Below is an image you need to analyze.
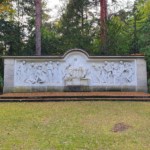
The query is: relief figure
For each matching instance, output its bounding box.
[47,61,53,83]
[25,63,37,84]
[17,65,21,84]
[73,57,79,78]
[98,65,103,83]
[62,63,72,81]
[91,61,134,84]
[116,61,124,84]
[92,63,100,83]
[20,61,27,83]
[35,64,45,83]
[53,61,60,83]
[124,63,134,83]
[42,62,49,83]
[103,61,110,83]
[84,69,91,80]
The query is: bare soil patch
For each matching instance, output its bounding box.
[111,122,133,133]
[42,117,50,122]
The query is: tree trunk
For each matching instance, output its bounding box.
[36,0,41,56]
[100,0,107,41]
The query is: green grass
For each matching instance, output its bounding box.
[0,102,150,149]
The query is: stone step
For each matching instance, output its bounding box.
[0,97,150,102]
[0,96,150,99]
[0,92,150,102]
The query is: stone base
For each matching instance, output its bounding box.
[65,79,90,86]
[3,85,148,94]
[64,86,90,92]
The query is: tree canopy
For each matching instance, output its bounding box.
[1,0,150,88]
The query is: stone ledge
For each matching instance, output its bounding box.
[3,85,148,94]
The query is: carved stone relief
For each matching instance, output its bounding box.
[15,56,135,86]
[16,61,61,85]
[62,57,91,85]
[91,61,134,84]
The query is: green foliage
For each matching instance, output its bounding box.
[127,1,145,54]
[0,75,3,86]
[55,0,99,55]
[41,29,62,55]
[0,0,147,57]
[148,79,150,93]
[0,0,150,92]
[0,0,15,19]
[0,58,3,78]
[0,19,26,55]
[98,0,146,55]
[139,13,150,92]
[139,14,150,74]
[0,58,3,87]
[102,17,130,55]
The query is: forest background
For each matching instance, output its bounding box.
[0,0,150,91]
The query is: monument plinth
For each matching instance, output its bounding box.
[2,49,148,93]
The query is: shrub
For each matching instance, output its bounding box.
[148,79,150,93]
[0,75,3,87]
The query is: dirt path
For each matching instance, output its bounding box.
[1,92,150,97]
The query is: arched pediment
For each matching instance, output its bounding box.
[62,48,90,59]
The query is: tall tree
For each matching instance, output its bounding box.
[127,1,144,54]
[55,0,98,54]
[100,0,107,41]
[36,0,41,56]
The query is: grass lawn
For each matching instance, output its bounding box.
[0,101,150,150]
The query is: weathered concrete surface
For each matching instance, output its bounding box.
[2,49,148,93]
[3,86,139,93]
[136,58,148,92]
[4,59,15,88]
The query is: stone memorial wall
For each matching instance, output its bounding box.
[2,49,148,93]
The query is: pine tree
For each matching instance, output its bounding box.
[126,1,145,54]
[56,0,99,54]
[140,14,150,76]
